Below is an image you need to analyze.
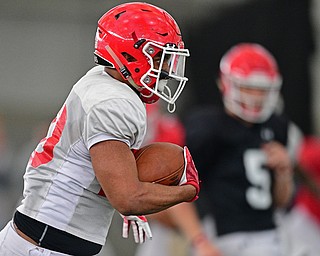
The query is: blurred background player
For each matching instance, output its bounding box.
[164,43,303,256]
[0,2,200,256]
[185,43,303,256]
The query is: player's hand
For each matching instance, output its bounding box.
[120,214,152,244]
[179,146,200,202]
[262,141,292,174]
[195,242,223,256]
[192,233,222,256]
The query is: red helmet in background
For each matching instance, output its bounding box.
[94,2,189,110]
[219,43,282,123]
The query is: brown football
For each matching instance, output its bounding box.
[134,142,185,186]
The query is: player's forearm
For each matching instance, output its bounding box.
[115,182,196,216]
[273,169,294,207]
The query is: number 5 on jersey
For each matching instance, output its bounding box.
[243,149,272,209]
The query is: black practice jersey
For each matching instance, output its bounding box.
[185,106,295,236]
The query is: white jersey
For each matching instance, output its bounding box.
[16,66,147,245]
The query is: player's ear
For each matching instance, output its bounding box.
[216,78,225,94]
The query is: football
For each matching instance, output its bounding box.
[134,142,185,186]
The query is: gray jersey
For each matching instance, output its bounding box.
[17,66,146,245]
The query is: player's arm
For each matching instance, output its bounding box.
[90,140,197,216]
[294,136,320,199]
[163,203,222,256]
[262,141,294,207]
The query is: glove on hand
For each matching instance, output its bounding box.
[120,214,152,244]
[179,146,200,202]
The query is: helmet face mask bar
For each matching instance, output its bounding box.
[140,42,189,111]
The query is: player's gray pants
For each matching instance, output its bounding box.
[0,221,70,256]
[200,215,284,256]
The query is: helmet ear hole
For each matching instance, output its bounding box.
[121,52,137,62]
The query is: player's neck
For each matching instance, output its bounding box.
[225,109,254,127]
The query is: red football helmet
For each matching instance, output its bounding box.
[94,2,190,111]
[219,43,282,123]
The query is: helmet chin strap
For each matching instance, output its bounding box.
[167,103,176,113]
[161,81,176,113]
[105,45,141,91]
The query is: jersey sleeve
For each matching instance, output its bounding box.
[84,98,146,150]
[287,121,304,163]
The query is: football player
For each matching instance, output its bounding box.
[0,2,200,256]
[184,43,303,256]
